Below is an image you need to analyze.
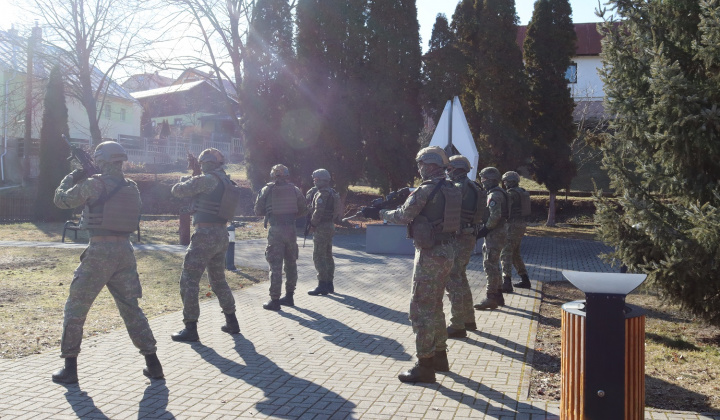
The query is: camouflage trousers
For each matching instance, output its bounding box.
[483,223,508,294]
[265,224,299,299]
[61,239,157,358]
[410,241,455,358]
[312,222,335,284]
[501,221,527,277]
[446,233,477,329]
[180,225,236,323]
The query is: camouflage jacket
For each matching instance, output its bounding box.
[54,166,141,210]
[170,169,228,198]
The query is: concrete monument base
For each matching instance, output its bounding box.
[366,223,414,255]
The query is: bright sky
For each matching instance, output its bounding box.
[0,0,606,57]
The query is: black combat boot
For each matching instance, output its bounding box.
[52,357,78,384]
[447,326,467,339]
[514,274,531,289]
[263,299,281,311]
[221,312,240,334]
[307,282,330,296]
[502,276,514,293]
[278,293,295,307]
[474,293,502,310]
[171,322,199,342]
[143,353,164,379]
[398,357,436,383]
[328,280,334,294]
[497,292,506,307]
[465,322,477,331]
[434,350,449,372]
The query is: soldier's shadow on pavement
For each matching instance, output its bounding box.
[439,371,551,416]
[279,306,412,361]
[461,333,532,364]
[327,293,411,326]
[188,337,357,418]
[61,385,110,419]
[138,380,173,419]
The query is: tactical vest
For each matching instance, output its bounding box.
[415,179,462,240]
[83,175,140,235]
[488,185,510,220]
[192,172,240,224]
[458,179,487,226]
[269,183,299,215]
[314,187,336,223]
[508,187,531,220]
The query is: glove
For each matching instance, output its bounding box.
[361,207,381,220]
[476,226,490,238]
[70,169,88,184]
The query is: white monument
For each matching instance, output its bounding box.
[429,96,479,181]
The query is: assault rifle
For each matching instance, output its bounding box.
[342,187,413,222]
[62,134,99,177]
[186,148,202,176]
[303,213,311,248]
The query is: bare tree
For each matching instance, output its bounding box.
[24,0,172,144]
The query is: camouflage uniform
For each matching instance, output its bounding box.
[501,189,528,279]
[171,168,237,323]
[309,187,336,288]
[254,179,308,302]
[54,165,157,359]
[483,186,508,295]
[381,177,456,359]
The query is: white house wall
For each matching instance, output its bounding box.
[570,56,604,101]
[67,96,141,142]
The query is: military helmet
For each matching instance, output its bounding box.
[479,167,501,181]
[448,155,472,172]
[270,164,290,179]
[94,141,127,163]
[415,146,449,167]
[312,168,331,180]
[198,148,225,164]
[502,171,521,183]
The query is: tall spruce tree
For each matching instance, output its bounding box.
[295,0,368,193]
[475,0,531,171]
[242,0,294,191]
[595,1,720,325]
[34,65,71,222]
[524,0,577,226]
[421,14,465,124]
[364,0,423,193]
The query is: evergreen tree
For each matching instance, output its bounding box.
[295,0,368,193]
[34,65,71,222]
[474,0,531,172]
[242,0,294,191]
[421,14,465,124]
[524,0,577,226]
[595,1,720,325]
[364,0,423,193]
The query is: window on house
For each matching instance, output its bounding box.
[104,104,112,119]
[120,108,126,121]
[565,62,578,83]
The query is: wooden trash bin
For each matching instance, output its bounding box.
[561,300,646,420]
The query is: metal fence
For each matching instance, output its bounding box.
[0,191,33,222]
[117,135,244,164]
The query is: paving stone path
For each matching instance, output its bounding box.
[0,235,717,419]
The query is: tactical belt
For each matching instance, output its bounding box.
[90,235,129,242]
[195,222,226,228]
[435,238,454,246]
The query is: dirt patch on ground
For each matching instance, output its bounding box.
[529,281,720,414]
[0,255,60,271]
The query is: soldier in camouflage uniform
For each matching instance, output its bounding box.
[380,146,461,384]
[501,171,531,291]
[445,155,486,339]
[170,148,241,342]
[254,164,308,310]
[474,167,509,310]
[307,169,337,296]
[52,141,163,384]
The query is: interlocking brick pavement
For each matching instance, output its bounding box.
[0,235,718,419]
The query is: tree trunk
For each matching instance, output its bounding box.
[546,190,557,227]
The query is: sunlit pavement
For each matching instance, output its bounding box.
[0,235,716,419]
